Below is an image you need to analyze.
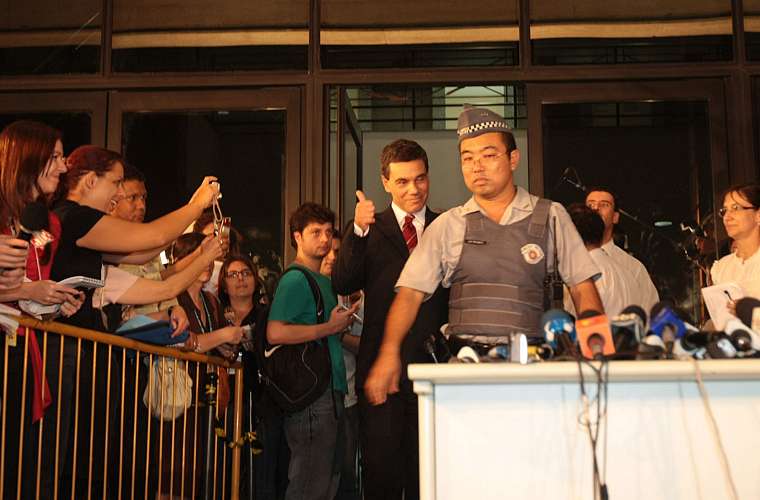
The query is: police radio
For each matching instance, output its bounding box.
[543,216,564,311]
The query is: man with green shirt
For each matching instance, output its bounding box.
[267,202,359,500]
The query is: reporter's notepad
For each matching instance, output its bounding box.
[702,282,744,330]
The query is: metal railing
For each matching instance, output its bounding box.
[0,315,244,500]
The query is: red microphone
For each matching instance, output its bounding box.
[575,310,616,360]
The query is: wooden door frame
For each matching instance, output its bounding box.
[0,91,108,146]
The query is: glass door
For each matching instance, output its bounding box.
[107,88,302,266]
[527,80,729,321]
[335,87,363,229]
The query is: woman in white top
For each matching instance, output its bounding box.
[711,183,760,300]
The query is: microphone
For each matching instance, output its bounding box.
[18,200,49,242]
[2,201,49,272]
[540,309,578,358]
[611,305,647,359]
[575,310,615,360]
[706,333,738,359]
[672,331,711,359]
[423,337,439,363]
[723,317,760,354]
[453,333,529,364]
[736,298,760,334]
[638,333,667,360]
[456,346,480,363]
[648,302,698,355]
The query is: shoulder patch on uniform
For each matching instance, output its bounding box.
[521,243,544,265]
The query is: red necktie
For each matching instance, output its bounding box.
[402,214,418,252]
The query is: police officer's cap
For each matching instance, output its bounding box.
[456,104,511,144]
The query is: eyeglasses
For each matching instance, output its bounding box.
[587,200,614,210]
[119,193,148,204]
[461,150,508,169]
[226,269,254,280]
[718,204,757,217]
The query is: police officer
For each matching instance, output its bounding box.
[365,106,603,405]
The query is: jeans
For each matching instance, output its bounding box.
[335,403,360,500]
[283,387,344,500]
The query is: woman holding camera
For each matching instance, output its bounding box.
[47,145,220,497]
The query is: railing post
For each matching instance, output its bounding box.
[203,370,218,500]
[230,368,244,500]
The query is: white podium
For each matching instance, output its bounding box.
[408,360,760,500]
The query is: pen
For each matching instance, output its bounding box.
[338,304,363,324]
[724,290,734,301]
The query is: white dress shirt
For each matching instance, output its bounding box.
[564,247,633,318]
[711,247,760,299]
[601,239,659,314]
[354,202,426,245]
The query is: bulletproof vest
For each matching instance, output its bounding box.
[447,198,552,340]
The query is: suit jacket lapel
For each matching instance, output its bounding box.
[424,207,439,228]
[375,207,408,258]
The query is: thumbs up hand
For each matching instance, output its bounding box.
[355,190,376,232]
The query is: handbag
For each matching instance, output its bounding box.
[143,357,193,421]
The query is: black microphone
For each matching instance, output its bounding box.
[18,201,49,242]
[706,333,738,359]
[736,298,760,334]
[723,317,760,354]
[672,331,711,359]
[3,201,48,272]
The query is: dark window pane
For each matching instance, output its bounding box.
[745,0,760,60]
[543,101,714,318]
[0,113,91,154]
[531,0,732,65]
[0,3,101,75]
[112,0,308,72]
[121,111,286,265]
[322,44,516,69]
[321,0,519,69]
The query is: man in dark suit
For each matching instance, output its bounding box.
[332,139,448,500]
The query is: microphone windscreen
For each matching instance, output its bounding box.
[736,298,760,330]
[621,304,647,325]
[540,309,572,325]
[19,201,49,233]
[649,300,675,323]
[578,309,602,320]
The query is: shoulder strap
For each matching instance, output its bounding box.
[528,198,552,239]
[280,266,325,323]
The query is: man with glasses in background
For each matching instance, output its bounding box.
[365,105,603,406]
[585,188,659,313]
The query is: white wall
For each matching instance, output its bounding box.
[359,129,528,213]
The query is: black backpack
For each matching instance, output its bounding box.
[253,266,332,413]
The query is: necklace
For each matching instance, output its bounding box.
[192,292,213,334]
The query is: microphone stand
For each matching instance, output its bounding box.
[558,167,708,272]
